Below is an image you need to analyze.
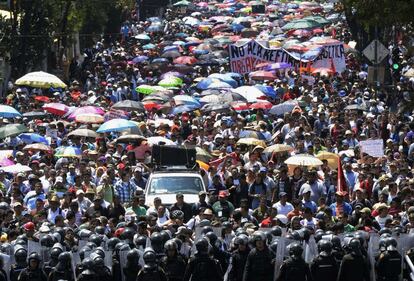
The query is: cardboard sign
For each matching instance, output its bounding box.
[229,39,346,74]
[360,139,384,158]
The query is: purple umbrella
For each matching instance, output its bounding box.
[132,56,149,64]
[160,71,185,79]
[67,106,105,120]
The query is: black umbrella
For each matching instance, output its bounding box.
[161,51,181,58]
[112,100,145,112]
[201,103,231,113]
[22,111,47,118]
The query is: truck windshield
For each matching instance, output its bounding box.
[148,176,204,195]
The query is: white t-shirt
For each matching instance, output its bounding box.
[272,201,294,216]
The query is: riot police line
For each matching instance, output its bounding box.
[0,226,413,281]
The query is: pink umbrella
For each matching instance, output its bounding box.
[67,106,105,120]
[0,158,14,167]
[42,103,69,116]
[197,2,208,7]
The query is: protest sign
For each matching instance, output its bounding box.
[229,39,346,74]
[360,139,384,157]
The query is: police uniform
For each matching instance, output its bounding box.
[277,256,312,281]
[375,250,402,281]
[310,254,338,281]
[243,247,274,281]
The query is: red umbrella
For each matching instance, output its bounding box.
[42,103,69,116]
[291,29,312,37]
[173,56,198,65]
[143,102,163,111]
[312,28,324,34]
[35,96,50,103]
[249,102,273,110]
[249,71,276,80]
[231,102,249,111]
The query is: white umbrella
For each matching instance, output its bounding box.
[233,86,265,102]
[1,164,32,174]
[15,71,67,88]
[284,154,323,166]
[269,100,298,116]
[146,136,175,145]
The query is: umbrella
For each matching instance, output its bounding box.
[254,85,277,99]
[303,15,330,25]
[23,143,52,152]
[264,144,294,153]
[67,106,104,120]
[241,28,259,38]
[68,129,99,138]
[0,164,32,174]
[0,124,28,139]
[143,43,156,50]
[158,77,183,87]
[173,95,200,106]
[132,56,149,64]
[18,133,48,144]
[237,138,266,147]
[136,85,167,95]
[161,51,181,59]
[34,96,51,103]
[239,130,266,139]
[97,119,138,133]
[249,102,273,110]
[146,136,175,145]
[249,71,276,80]
[282,19,320,31]
[196,147,213,163]
[173,56,198,65]
[0,158,14,167]
[206,81,233,89]
[22,111,47,119]
[345,104,366,111]
[75,113,105,124]
[263,62,292,71]
[112,100,145,112]
[170,104,199,115]
[116,134,146,143]
[15,71,67,88]
[135,34,151,40]
[284,154,323,166]
[269,101,298,115]
[316,151,339,170]
[233,86,266,102]
[0,105,21,118]
[42,103,69,116]
[173,0,190,6]
[201,103,231,113]
[231,102,250,111]
[55,146,82,158]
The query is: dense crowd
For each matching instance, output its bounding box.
[0,0,414,281]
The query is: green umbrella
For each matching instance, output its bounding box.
[136,85,167,95]
[173,0,190,6]
[281,19,320,30]
[303,15,330,25]
[0,124,28,139]
[158,77,183,87]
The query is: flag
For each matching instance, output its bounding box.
[337,157,347,193]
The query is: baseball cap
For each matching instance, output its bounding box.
[259,167,267,173]
[219,190,228,198]
[23,222,35,231]
[76,190,84,196]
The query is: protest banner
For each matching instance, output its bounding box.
[359,139,384,158]
[229,39,346,74]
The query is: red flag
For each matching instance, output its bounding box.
[337,157,347,193]
[330,58,336,74]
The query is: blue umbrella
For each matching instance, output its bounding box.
[18,133,49,144]
[239,130,266,140]
[255,85,277,99]
[196,78,215,90]
[163,45,180,52]
[97,119,137,133]
[170,104,199,115]
[206,81,233,89]
[232,23,245,32]
[193,49,209,55]
[143,43,156,50]
[132,56,149,64]
[54,146,82,158]
[174,95,201,107]
[135,34,151,40]
[0,105,21,118]
[176,32,189,38]
[152,58,169,64]
[146,25,162,32]
[208,73,238,87]
[185,42,202,48]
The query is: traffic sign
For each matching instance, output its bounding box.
[363,40,389,64]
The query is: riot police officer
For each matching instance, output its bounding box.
[77,258,96,281]
[92,253,112,281]
[205,231,229,272]
[47,252,74,281]
[136,248,168,281]
[337,238,370,281]
[243,231,274,281]
[277,242,312,281]
[43,243,63,276]
[123,249,141,281]
[183,238,223,281]
[160,240,187,281]
[18,252,47,281]
[10,247,27,281]
[310,240,338,281]
[229,234,250,281]
[375,237,402,281]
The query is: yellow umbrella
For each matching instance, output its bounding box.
[316,151,339,170]
[264,144,294,154]
[237,138,266,147]
[16,71,67,88]
[75,113,105,124]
